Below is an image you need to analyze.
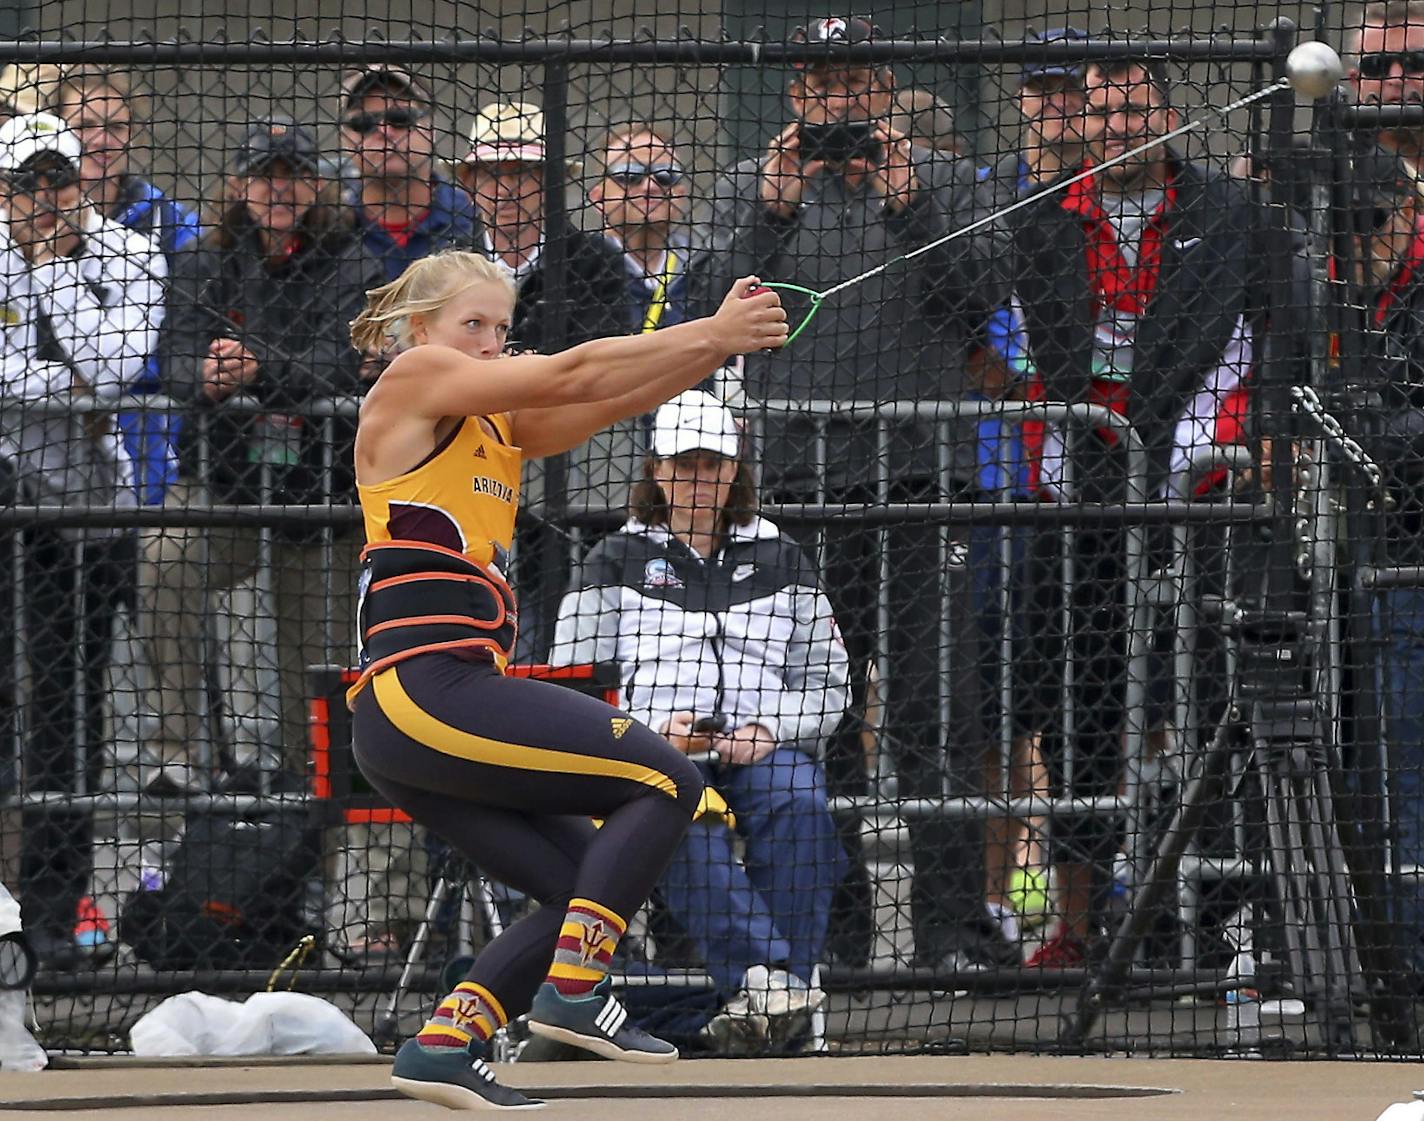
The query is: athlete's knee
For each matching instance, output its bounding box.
[656,743,704,819]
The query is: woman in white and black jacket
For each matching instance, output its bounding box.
[0,113,165,968]
[552,389,849,1048]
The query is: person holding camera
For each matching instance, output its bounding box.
[0,113,164,967]
[551,390,849,1052]
[692,14,1012,973]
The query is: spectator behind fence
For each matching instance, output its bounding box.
[339,67,477,964]
[457,100,626,353]
[1347,150,1424,974]
[458,99,630,659]
[51,66,199,506]
[1350,0,1424,163]
[587,122,711,500]
[141,118,386,797]
[588,122,695,343]
[692,13,1013,972]
[0,113,164,968]
[551,390,849,1053]
[1007,59,1301,966]
[341,66,478,283]
[964,27,1095,950]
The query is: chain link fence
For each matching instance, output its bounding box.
[0,0,1418,1063]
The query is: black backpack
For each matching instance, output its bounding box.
[119,811,318,971]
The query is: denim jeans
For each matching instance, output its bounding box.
[658,745,849,993]
[1382,586,1424,969]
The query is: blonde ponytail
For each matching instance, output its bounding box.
[350,250,515,354]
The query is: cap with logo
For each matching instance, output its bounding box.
[1021,26,1089,85]
[652,390,742,460]
[0,112,82,177]
[233,117,321,177]
[341,66,433,110]
[792,15,879,48]
[790,14,880,71]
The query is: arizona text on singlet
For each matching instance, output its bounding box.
[348,412,523,704]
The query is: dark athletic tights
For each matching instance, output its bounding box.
[352,652,703,1022]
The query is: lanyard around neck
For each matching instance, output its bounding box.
[640,249,679,334]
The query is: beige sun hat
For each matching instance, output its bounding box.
[0,64,62,117]
[461,99,582,174]
[464,100,547,164]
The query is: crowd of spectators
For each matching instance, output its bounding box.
[0,2,1421,1046]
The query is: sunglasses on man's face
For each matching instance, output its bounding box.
[342,107,429,135]
[604,162,685,188]
[1359,50,1424,79]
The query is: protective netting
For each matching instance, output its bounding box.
[1,0,1423,1064]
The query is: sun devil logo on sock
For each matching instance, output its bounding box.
[448,991,487,1026]
[610,717,633,739]
[578,920,614,967]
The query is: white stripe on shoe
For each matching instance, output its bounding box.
[593,998,628,1037]
[594,1001,615,1033]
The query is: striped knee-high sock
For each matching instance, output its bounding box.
[546,898,627,997]
[415,980,506,1051]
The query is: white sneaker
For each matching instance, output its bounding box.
[986,901,1021,945]
[700,994,769,1056]
[741,965,825,1017]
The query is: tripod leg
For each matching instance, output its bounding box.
[1301,764,1363,986]
[1263,752,1357,1052]
[1061,712,1235,1049]
[1261,759,1321,1006]
[476,875,506,940]
[376,876,451,1044]
[1303,760,1421,1050]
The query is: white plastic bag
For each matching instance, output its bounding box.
[130,990,376,1057]
[0,883,45,1072]
[0,990,46,1072]
[0,883,22,940]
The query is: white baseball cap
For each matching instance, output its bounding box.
[0,112,81,176]
[651,390,741,460]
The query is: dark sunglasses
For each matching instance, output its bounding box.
[5,164,79,195]
[605,162,685,188]
[1359,50,1424,79]
[342,107,429,135]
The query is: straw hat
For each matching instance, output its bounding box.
[0,64,61,117]
[462,100,581,173]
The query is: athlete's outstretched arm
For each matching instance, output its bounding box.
[510,351,733,460]
[507,278,787,456]
[364,277,784,433]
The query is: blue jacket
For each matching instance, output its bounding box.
[110,176,201,505]
[351,176,480,281]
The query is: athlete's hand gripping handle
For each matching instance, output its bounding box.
[708,276,789,355]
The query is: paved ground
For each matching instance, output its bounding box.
[0,1054,1418,1120]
